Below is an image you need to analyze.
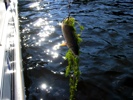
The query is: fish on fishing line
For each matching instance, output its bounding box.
[60,17,83,56]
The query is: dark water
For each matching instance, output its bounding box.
[19,0,133,100]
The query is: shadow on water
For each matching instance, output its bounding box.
[19,0,133,100]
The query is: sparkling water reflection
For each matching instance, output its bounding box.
[19,0,133,100]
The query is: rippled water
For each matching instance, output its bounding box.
[19,0,133,100]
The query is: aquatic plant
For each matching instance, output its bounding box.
[65,49,80,100]
[62,17,84,100]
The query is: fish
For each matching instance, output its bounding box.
[61,24,79,56]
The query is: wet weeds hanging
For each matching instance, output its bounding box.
[61,17,84,100]
[60,0,84,99]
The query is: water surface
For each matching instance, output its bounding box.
[19,0,133,100]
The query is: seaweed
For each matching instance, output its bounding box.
[62,17,84,100]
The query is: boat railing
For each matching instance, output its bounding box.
[0,0,25,100]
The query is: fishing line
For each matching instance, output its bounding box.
[67,0,71,18]
[60,0,73,22]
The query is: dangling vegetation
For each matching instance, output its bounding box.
[62,17,84,100]
[65,49,80,100]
